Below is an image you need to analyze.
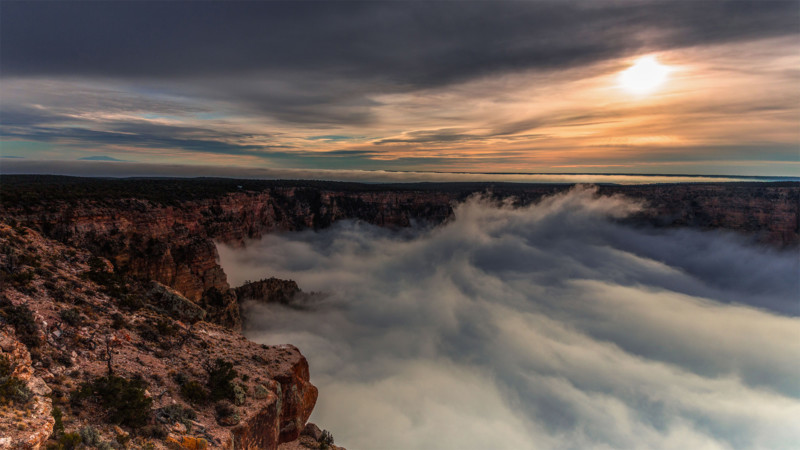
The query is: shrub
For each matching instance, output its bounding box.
[155,404,197,431]
[180,380,208,405]
[78,426,102,447]
[83,257,128,299]
[0,299,40,348]
[59,308,83,327]
[5,270,35,287]
[155,318,177,336]
[233,384,246,406]
[110,313,127,329]
[51,406,64,437]
[119,294,144,310]
[71,375,152,427]
[320,430,335,450]
[214,401,240,426]
[54,352,73,368]
[205,359,237,402]
[46,432,82,450]
[172,372,188,385]
[0,358,33,405]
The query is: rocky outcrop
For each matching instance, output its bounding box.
[228,389,280,450]
[0,223,320,449]
[277,423,345,450]
[271,350,318,443]
[147,281,208,323]
[0,327,54,450]
[235,279,301,306]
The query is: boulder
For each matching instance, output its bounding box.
[146,281,207,323]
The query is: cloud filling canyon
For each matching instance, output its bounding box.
[218,186,800,449]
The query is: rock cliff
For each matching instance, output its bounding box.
[0,223,322,449]
[235,279,301,307]
[4,178,796,328]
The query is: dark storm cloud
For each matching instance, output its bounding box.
[219,186,800,449]
[0,116,288,157]
[2,1,796,85]
[0,91,294,157]
[2,1,797,169]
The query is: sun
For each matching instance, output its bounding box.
[618,55,671,95]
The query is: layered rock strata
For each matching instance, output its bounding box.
[4,178,796,330]
[0,223,318,449]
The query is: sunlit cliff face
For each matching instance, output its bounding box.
[219,187,800,449]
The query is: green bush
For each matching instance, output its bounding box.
[79,426,102,447]
[206,359,237,402]
[155,404,197,431]
[180,380,208,405]
[233,384,246,406]
[0,299,40,348]
[46,432,82,450]
[51,406,64,437]
[0,354,33,405]
[59,308,83,327]
[320,430,335,450]
[71,375,152,427]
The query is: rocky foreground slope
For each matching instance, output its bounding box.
[0,176,797,448]
[0,222,336,449]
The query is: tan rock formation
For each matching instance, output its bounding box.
[0,223,319,449]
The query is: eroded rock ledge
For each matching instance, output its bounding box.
[0,223,323,449]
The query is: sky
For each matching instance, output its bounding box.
[219,186,800,449]
[1,1,799,176]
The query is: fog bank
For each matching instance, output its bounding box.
[218,186,800,449]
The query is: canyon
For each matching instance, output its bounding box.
[4,177,797,309]
[0,175,798,449]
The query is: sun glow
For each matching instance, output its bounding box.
[618,55,671,95]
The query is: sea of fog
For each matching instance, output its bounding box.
[218,186,800,450]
